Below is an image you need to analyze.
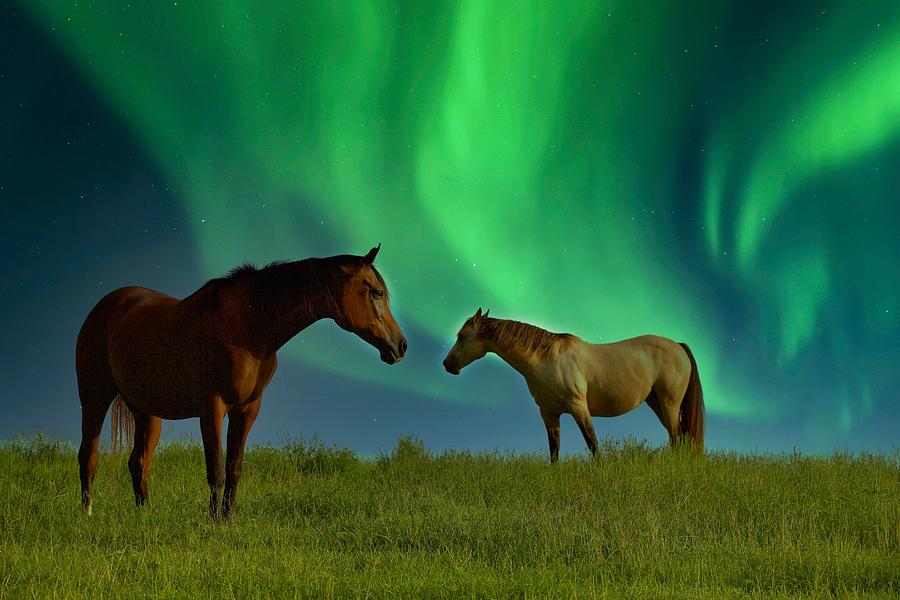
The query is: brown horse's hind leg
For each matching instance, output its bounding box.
[222,398,261,519]
[128,411,162,506]
[77,384,115,515]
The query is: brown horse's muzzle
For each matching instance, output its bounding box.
[380,335,407,365]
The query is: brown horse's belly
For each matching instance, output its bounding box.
[129,390,203,420]
[113,367,204,419]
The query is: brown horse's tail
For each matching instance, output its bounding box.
[110,395,134,454]
[678,343,705,453]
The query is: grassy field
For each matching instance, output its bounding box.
[0,436,897,599]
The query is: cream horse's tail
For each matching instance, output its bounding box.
[678,344,705,453]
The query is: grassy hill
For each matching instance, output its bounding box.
[0,436,897,598]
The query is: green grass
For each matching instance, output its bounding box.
[0,436,897,599]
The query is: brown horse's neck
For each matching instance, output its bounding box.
[271,259,349,353]
[220,258,345,356]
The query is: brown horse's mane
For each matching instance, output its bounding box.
[187,256,389,315]
[181,260,295,306]
[202,259,291,287]
[225,260,290,279]
[479,318,577,358]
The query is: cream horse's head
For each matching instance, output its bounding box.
[442,307,490,375]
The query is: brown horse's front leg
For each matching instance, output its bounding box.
[540,409,561,463]
[222,398,261,519]
[200,399,226,520]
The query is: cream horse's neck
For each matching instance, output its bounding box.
[486,336,540,378]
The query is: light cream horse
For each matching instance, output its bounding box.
[442,309,704,461]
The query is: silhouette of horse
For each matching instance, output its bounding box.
[76,245,406,518]
[443,309,703,461]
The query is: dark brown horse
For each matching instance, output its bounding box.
[76,246,406,518]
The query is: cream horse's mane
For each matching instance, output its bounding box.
[479,317,577,359]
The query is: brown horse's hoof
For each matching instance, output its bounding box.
[81,492,92,516]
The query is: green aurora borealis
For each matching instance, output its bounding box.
[18,1,900,445]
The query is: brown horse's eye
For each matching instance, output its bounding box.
[371,288,384,298]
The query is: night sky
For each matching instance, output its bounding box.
[2,1,897,454]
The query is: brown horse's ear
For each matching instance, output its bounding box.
[474,307,483,321]
[483,309,490,318]
[363,243,381,264]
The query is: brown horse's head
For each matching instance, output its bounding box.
[442,307,490,375]
[334,245,407,364]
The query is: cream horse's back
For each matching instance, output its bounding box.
[443,309,704,461]
[583,335,690,418]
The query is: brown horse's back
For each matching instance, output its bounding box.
[76,287,175,386]
[77,287,142,389]
[77,286,202,419]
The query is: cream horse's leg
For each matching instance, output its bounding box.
[646,390,680,446]
[570,403,599,457]
[540,408,561,463]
